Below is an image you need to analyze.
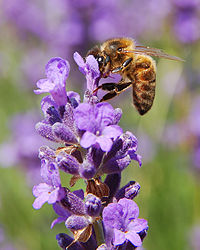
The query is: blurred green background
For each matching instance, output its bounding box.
[0,0,200,249]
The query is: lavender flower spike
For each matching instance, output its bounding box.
[32,55,148,249]
[34,58,70,106]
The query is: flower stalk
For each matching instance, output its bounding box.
[93,220,105,246]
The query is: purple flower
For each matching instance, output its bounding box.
[74,102,123,152]
[100,132,142,175]
[74,52,100,92]
[34,58,70,106]
[173,12,200,43]
[32,161,66,209]
[103,198,148,247]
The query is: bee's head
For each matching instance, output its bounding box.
[102,38,135,58]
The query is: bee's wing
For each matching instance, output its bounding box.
[124,45,184,62]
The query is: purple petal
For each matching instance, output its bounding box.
[51,202,72,228]
[113,108,122,124]
[32,191,50,209]
[116,181,140,201]
[56,233,82,249]
[34,79,53,94]
[67,91,81,108]
[113,229,126,246]
[45,57,70,84]
[48,187,60,204]
[128,150,142,167]
[50,86,68,107]
[35,58,70,106]
[53,202,71,218]
[48,162,62,187]
[102,125,123,139]
[118,199,139,225]
[126,231,142,247]
[40,95,57,115]
[102,203,124,230]
[127,219,148,233]
[80,131,97,148]
[51,217,66,229]
[96,136,113,152]
[62,103,77,133]
[74,103,96,132]
[73,52,86,74]
[95,103,116,127]
[32,183,52,197]
[85,55,100,79]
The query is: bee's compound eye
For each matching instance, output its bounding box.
[117,47,123,52]
[97,56,104,64]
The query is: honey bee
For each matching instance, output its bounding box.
[87,37,183,115]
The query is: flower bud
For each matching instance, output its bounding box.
[57,152,80,175]
[115,181,140,200]
[39,146,55,160]
[79,159,96,179]
[35,122,56,141]
[85,194,101,217]
[60,190,85,215]
[52,122,78,144]
[65,215,89,231]
[56,233,83,249]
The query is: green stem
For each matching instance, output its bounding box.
[93,219,105,246]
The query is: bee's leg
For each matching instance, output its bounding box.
[115,81,132,92]
[100,81,132,102]
[100,91,117,101]
[112,58,133,73]
[93,82,117,93]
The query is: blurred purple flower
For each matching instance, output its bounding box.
[103,198,148,248]
[0,111,49,185]
[172,0,200,43]
[189,225,200,250]
[188,97,200,137]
